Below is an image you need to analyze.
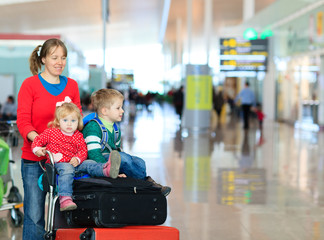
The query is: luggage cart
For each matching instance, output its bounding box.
[40,150,169,240]
[0,120,23,227]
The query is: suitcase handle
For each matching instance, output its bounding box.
[73,194,96,201]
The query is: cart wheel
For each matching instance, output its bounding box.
[7,186,23,203]
[44,231,55,240]
[9,209,23,227]
[80,228,94,240]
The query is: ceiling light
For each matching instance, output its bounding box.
[0,0,48,6]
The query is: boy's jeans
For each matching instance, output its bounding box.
[104,151,146,180]
[21,160,46,240]
[55,160,105,196]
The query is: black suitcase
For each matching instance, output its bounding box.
[53,177,167,229]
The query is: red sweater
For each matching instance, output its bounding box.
[31,128,87,164]
[256,110,265,121]
[17,75,82,161]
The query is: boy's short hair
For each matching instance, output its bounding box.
[91,89,124,112]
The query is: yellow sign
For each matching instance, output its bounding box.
[186,75,212,110]
[317,11,323,36]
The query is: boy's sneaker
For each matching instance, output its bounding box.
[59,196,77,211]
[146,176,171,197]
[103,150,121,179]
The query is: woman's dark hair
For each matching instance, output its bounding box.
[29,38,67,75]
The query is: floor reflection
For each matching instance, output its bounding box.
[183,133,211,203]
[2,101,324,239]
[217,130,267,206]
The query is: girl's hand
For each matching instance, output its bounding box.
[35,147,46,157]
[118,173,127,178]
[69,157,80,167]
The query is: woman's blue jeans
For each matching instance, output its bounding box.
[55,160,105,196]
[21,160,46,240]
[104,151,146,180]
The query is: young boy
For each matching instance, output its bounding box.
[82,89,171,196]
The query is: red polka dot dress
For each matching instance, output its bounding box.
[31,128,87,163]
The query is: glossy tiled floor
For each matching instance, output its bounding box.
[1,101,324,240]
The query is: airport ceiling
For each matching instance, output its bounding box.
[0,0,276,55]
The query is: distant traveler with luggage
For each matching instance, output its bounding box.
[31,100,122,211]
[17,38,82,240]
[82,89,171,196]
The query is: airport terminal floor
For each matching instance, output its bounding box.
[1,101,324,240]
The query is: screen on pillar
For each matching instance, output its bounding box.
[111,68,134,83]
[219,38,268,72]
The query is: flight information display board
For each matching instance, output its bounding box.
[111,68,134,83]
[220,38,268,72]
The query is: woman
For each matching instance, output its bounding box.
[17,38,82,240]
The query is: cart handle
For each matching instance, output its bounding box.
[38,150,55,172]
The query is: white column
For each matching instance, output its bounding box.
[204,0,213,65]
[243,0,255,21]
[187,0,192,64]
[176,18,182,65]
[318,55,324,126]
[263,38,275,120]
[101,0,108,89]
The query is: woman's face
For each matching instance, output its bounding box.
[42,46,67,77]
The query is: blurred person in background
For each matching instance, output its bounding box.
[1,95,17,120]
[235,81,256,130]
[173,86,184,120]
[213,86,225,123]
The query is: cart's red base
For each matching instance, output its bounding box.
[55,226,179,240]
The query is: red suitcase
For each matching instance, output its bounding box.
[55,226,179,240]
